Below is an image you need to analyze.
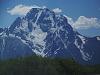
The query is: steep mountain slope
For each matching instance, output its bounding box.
[0,7,100,64]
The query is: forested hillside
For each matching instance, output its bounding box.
[0,55,100,75]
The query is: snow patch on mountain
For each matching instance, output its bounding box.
[78,35,86,44]
[74,35,92,61]
[97,36,100,41]
[74,39,91,61]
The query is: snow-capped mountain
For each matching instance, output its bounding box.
[0,7,100,64]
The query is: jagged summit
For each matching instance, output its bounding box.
[0,7,100,64]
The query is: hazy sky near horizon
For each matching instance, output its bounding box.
[0,0,100,37]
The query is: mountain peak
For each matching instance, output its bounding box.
[0,7,100,64]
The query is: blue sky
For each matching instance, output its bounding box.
[0,0,100,37]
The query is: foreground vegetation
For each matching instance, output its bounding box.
[0,55,100,75]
